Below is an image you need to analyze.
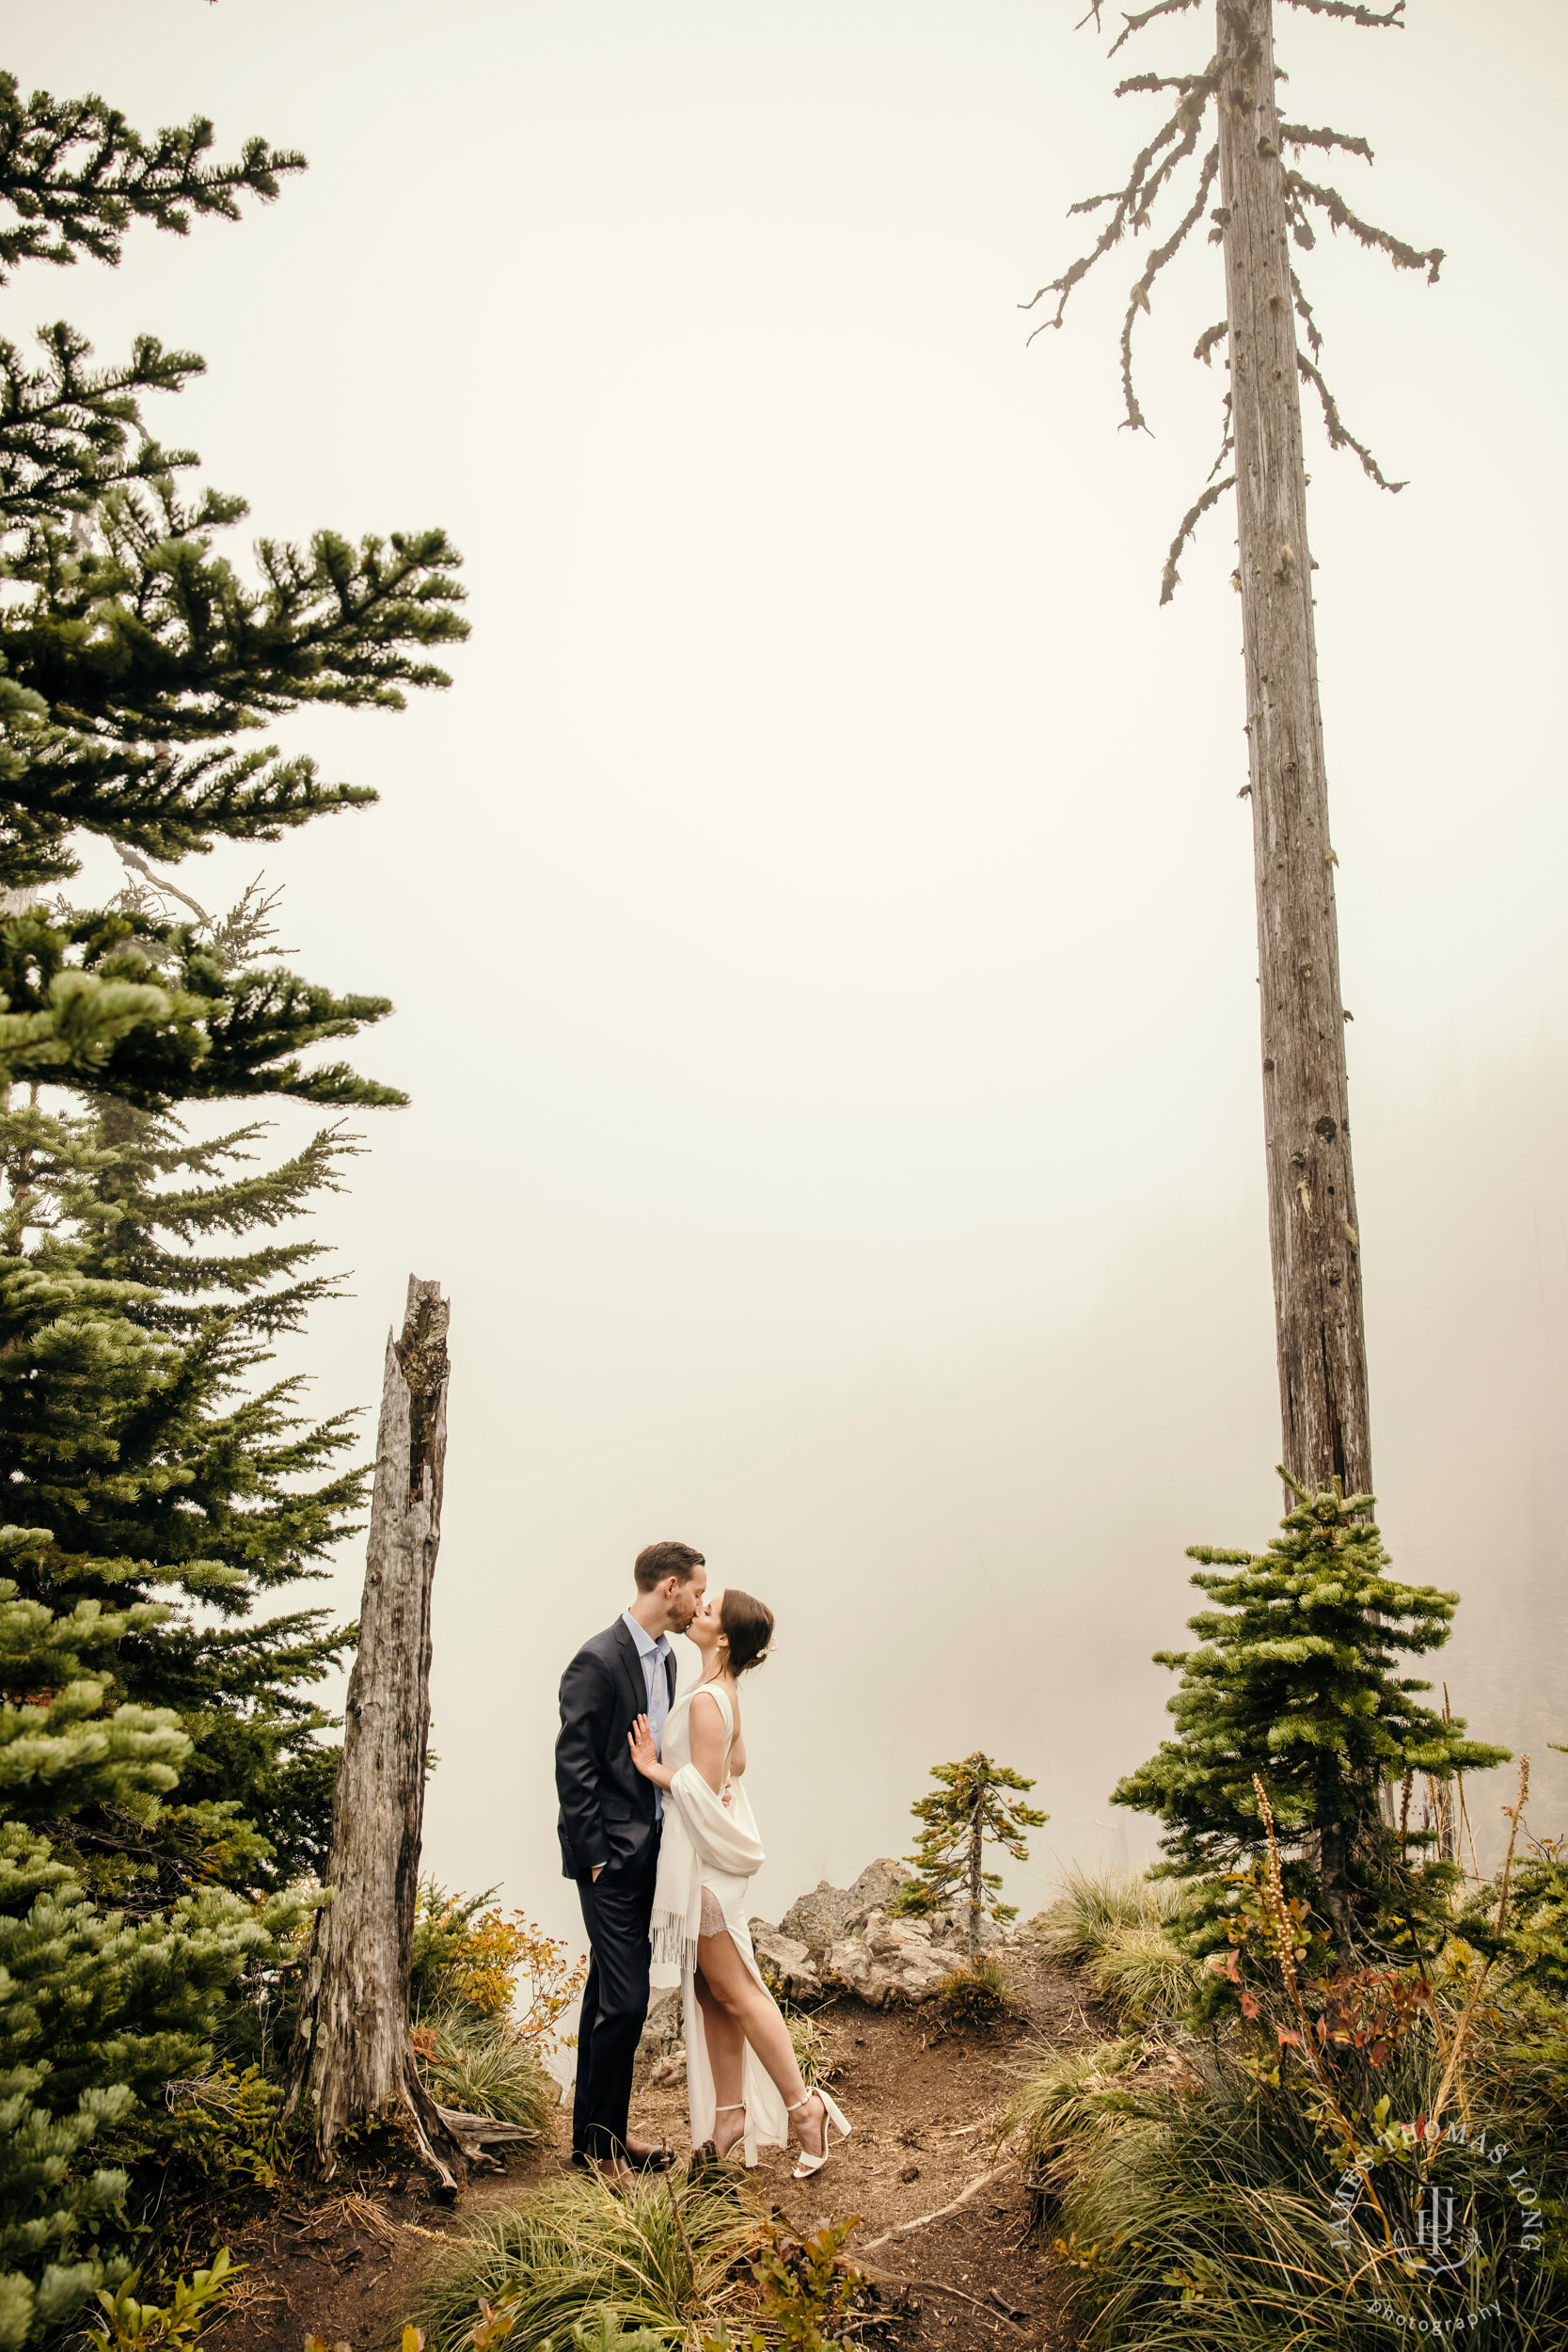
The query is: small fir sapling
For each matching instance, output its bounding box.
[894,1751,1047,1954]
[1112,1475,1509,1948]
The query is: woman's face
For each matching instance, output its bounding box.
[688,1587,725,1656]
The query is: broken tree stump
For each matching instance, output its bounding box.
[284,1276,468,2188]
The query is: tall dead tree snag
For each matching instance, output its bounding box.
[285,1276,468,2186]
[1218,1,1369,1497]
[1026,0,1441,1495]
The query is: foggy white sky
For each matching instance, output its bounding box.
[16,1,1568,1939]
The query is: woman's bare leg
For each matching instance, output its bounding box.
[693,1963,748,2154]
[695,1931,826,2158]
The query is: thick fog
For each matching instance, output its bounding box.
[18,1,1566,1942]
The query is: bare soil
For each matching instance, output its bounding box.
[204,1939,1112,2352]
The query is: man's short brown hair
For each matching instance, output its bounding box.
[633,1539,705,1593]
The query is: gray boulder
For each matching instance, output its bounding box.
[778,1858,917,1958]
[749,1922,822,2002]
[824,1911,952,2008]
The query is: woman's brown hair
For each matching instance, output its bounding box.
[720,1586,773,1677]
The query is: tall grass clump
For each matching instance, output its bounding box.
[1033,1867,1180,1967]
[413,2168,769,2352]
[1032,1867,1197,2026]
[997,2037,1152,2208]
[784,2010,834,2090]
[415,2008,555,2139]
[1012,1766,1568,2348]
[1085,1926,1202,2026]
[1050,2034,1566,2351]
[937,1953,1010,2030]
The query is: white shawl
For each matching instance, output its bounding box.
[648,1749,764,1987]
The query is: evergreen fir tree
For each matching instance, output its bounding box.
[0,63,468,1872]
[1112,1477,1510,1941]
[0,69,465,1091]
[0,1562,310,2347]
[895,1752,1047,1953]
[0,884,372,1899]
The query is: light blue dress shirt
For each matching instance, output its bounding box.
[622,1609,672,1820]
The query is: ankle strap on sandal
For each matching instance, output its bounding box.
[785,2090,821,2112]
[713,2103,745,2112]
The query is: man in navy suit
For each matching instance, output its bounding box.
[556,1538,707,2178]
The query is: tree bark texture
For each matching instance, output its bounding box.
[1218,0,1371,1500]
[284,1276,467,2185]
[967,1772,985,1958]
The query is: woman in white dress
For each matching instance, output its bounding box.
[627,1585,849,2178]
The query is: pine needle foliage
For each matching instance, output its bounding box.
[894,1751,1047,1952]
[1112,1478,1508,1940]
[0,68,464,1098]
[0,1056,365,1899]
[0,1569,313,2349]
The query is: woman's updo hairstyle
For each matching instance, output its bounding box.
[720,1586,774,1677]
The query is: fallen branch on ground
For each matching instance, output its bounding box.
[858,2166,1010,2253]
[861,2266,1025,2332]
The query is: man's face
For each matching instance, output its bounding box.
[667,1564,707,1632]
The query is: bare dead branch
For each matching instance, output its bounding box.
[1068,187,1136,219]
[1207,389,1234,480]
[860,2168,1012,2254]
[1161,386,1234,605]
[1296,350,1405,491]
[1289,267,1323,358]
[1115,71,1212,95]
[1287,172,1442,278]
[1279,121,1374,163]
[1039,0,1433,601]
[1109,0,1205,58]
[1119,141,1219,430]
[1281,0,1404,24]
[1022,87,1206,337]
[1159,470,1235,606]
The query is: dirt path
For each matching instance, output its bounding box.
[208,1938,1109,2352]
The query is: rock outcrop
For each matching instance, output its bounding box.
[824,1910,953,2007]
[626,1859,1015,2065]
[776,1857,916,1958]
[749,1923,822,2001]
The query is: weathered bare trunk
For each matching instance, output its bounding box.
[1218,0,1371,1502]
[284,1277,469,2186]
[967,1767,986,1958]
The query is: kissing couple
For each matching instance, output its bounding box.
[555,1539,850,2185]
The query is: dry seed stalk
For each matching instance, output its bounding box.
[1429,1756,1530,2133]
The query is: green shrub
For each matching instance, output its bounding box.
[84,2249,238,2351]
[413,2167,769,2352]
[703,2215,868,2352]
[937,1955,1009,2031]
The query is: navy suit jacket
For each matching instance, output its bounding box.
[555,1617,677,1882]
